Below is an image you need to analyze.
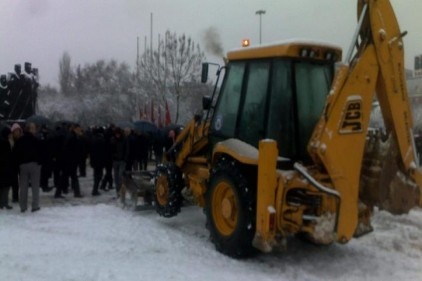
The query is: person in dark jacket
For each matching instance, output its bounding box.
[89,127,107,196]
[13,122,41,212]
[51,124,67,198]
[78,129,89,177]
[10,123,22,202]
[0,126,13,209]
[136,131,149,171]
[124,127,137,171]
[111,127,127,194]
[100,125,114,191]
[153,132,164,165]
[60,123,83,198]
[39,125,54,192]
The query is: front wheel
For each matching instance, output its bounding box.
[205,157,257,258]
[154,164,183,218]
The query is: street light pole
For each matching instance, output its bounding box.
[255,9,266,44]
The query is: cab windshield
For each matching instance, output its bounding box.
[211,58,334,162]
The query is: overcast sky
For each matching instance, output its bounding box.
[0,0,421,87]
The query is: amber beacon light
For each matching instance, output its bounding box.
[242,39,250,47]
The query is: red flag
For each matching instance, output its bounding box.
[165,99,171,126]
[158,105,163,128]
[151,99,155,123]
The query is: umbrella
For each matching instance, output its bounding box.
[133,120,158,135]
[26,115,51,128]
[115,121,134,130]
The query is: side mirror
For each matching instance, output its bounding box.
[202,96,212,110]
[201,63,209,83]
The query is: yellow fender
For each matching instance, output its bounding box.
[212,138,259,165]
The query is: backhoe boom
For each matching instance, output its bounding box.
[307,0,422,242]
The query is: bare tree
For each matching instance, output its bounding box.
[58,51,74,96]
[138,30,205,123]
[41,58,137,126]
[138,39,169,107]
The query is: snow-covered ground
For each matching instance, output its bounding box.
[0,171,422,281]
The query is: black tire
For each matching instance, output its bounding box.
[205,157,257,258]
[154,163,183,218]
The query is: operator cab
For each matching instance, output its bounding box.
[207,40,342,164]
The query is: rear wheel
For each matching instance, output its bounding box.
[154,164,183,218]
[205,157,257,258]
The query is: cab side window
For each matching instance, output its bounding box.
[212,62,245,138]
[266,60,295,159]
[237,61,270,147]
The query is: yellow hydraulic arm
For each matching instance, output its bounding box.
[307,0,422,242]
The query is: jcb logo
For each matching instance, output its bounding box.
[339,97,362,134]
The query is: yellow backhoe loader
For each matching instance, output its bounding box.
[154,0,422,258]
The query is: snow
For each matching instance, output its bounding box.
[267,205,276,214]
[1,171,422,281]
[313,212,336,244]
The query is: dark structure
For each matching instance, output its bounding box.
[0,62,39,121]
[0,74,10,119]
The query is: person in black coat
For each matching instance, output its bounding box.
[124,128,137,171]
[135,131,149,171]
[78,130,89,177]
[10,123,23,202]
[89,127,107,196]
[100,125,114,191]
[0,126,13,209]
[51,125,67,198]
[111,127,127,194]
[153,132,164,165]
[39,125,54,192]
[60,124,83,198]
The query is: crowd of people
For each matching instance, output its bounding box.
[0,121,176,213]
